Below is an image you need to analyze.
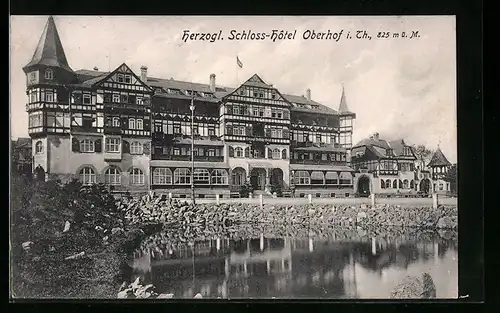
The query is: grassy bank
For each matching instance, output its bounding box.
[9,174,151,299]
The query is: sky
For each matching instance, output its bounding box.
[10,15,457,162]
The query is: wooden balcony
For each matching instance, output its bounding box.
[151,154,224,162]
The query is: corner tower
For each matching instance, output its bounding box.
[24,16,76,180]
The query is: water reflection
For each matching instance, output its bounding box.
[130,230,458,299]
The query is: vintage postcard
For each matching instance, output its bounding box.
[10,15,457,299]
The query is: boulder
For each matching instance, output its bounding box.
[390,273,436,299]
[194,293,203,299]
[157,293,174,299]
[436,216,454,229]
[22,241,34,252]
[63,221,71,233]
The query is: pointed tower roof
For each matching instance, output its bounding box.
[427,147,451,167]
[23,16,73,73]
[338,84,356,117]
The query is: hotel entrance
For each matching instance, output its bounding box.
[250,168,266,190]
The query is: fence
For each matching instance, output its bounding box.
[146,192,457,208]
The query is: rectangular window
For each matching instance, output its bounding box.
[112,94,120,103]
[82,94,91,104]
[233,105,240,115]
[124,75,132,84]
[136,97,143,105]
[105,138,120,152]
[117,74,125,83]
[173,148,180,155]
[136,119,143,130]
[45,91,54,102]
[121,94,128,103]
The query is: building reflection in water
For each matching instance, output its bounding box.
[130,232,457,299]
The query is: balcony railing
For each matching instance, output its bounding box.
[71,126,99,133]
[377,170,399,176]
[290,159,348,166]
[152,154,224,162]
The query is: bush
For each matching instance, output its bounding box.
[10,174,140,298]
[270,184,283,197]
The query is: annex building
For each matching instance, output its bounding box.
[24,16,360,198]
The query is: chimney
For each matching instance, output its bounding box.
[209,74,216,92]
[93,66,99,71]
[140,66,148,82]
[306,89,311,101]
[374,132,379,140]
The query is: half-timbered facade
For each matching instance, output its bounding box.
[23,16,358,198]
[350,134,420,196]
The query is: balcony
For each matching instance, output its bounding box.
[290,159,347,166]
[104,126,122,135]
[71,126,99,134]
[377,170,399,176]
[152,154,224,162]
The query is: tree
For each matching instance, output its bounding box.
[412,144,433,170]
[444,163,457,194]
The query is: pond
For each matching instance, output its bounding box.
[129,228,458,299]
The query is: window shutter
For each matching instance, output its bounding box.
[283,128,289,139]
[143,119,151,131]
[95,139,102,153]
[244,147,250,158]
[267,148,272,159]
[265,128,271,138]
[228,146,234,157]
[226,125,233,135]
[122,140,130,153]
[72,138,80,152]
[121,117,128,129]
[143,143,150,155]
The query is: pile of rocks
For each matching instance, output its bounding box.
[117,277,204,299]
[116,195,458,230]
[390,273,437,299]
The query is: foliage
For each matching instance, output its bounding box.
[10,174,141,298]
[412,144,433,169]
[270,184,283,197]
[239,180,253,198]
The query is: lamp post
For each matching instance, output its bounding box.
[190,96,196,205]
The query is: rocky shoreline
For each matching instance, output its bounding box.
[117,194,458,230]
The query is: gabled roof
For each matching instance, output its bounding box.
[353,135,416,159]
[74,68,341,115]
[23,16,73,73]
[427,147,451,167]
[354,137,391,150]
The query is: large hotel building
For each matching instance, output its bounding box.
[22,16,453,198]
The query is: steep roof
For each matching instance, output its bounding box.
[23,16,73,73]
[427,147,451,167]
[74,69,340,115]
[354,137,391,150]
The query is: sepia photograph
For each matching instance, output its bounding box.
[10,15,458,299]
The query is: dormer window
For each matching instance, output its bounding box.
[386,149,393,156]
[403,146,411,155]
[45,68,54,80]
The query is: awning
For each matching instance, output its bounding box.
[325,171,339,179]
[150,160,228,169]
[290,164,354,172]
[310,171,325,180]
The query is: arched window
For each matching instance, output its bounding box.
[130,142,143,154]
[104,166,121,185]
[294,171,310,185]
[410,180,415,189]
[339,172,352,185]
[385,179,391,188]
[403,179,409,189]
[80,139,94,152]
[281,149,287,159]
[129,168,144,185]
[79,167,96,185]
[153,168,172,185]
[272,148,281,159]
[129,118,136,129]
[211,169,228,185]
[325,172,338,184]
[392,179,398,189]
[231,167,246,186]
[235,147,244,158]
[112,117,120,127]
[174,168,191,185]
[310,171,325,185]
[35,141,43,154]
[193,169,210,185]
[381,179,385,189]
[136,119,143,130]
[44,68,54,80]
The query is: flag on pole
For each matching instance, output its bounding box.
[236,56,243,68]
